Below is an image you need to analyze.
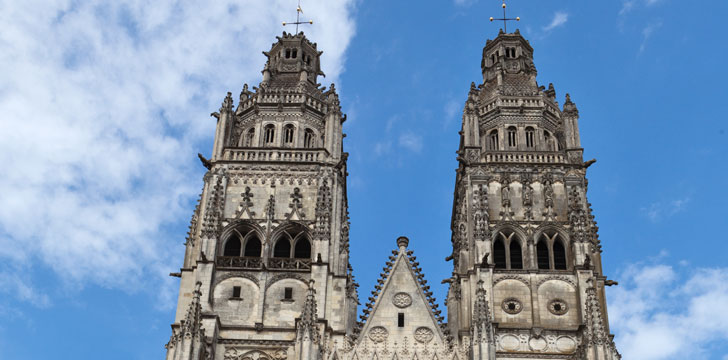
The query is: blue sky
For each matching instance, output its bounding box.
[1,1,727,359]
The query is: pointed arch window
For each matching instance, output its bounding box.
[243,236,262,257]
[223,236,242,256]
[553,240,567,270]
[493,230,523,270]
[294,237,311,259]
[244,128,255,147]
[507,126,518,148]
[303,128,316,148]
[264,124,276,145]
[525,127,535,148]
[273,238,291,258]
[219,226,263,268]
[488,129,499,150]
[283,124,295,147]
[536,240,550,269]
[536,232,569,270]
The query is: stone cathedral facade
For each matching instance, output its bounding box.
[165,29,620,360]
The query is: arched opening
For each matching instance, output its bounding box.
[264,124,275,145]
[509,239,523,269]
[493,239,507,269]
[293,237,311,259]
[283,124,295,146]
[243,236,262,257]
[304,128,315,148]
[273,238,291,258]
[223,235,242,256]
[553,239,567,270]
[507,126,518,148]
[525,127,535,148]
[536,238,550,270]
[244,128,255,147]
[488,129,499,150]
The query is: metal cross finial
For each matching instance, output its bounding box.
[489,0,520,33]
[282,0,313,33]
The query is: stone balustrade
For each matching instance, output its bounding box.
[223,148,328,162]
[482,150,565,164]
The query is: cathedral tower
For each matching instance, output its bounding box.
[445,28,621,359]
[165,32,358,360]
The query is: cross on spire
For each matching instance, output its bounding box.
[489,0,520,33]
[282,0,313,33]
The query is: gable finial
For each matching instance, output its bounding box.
[282,0,313,33]
[396,236,409,249]
[489,0,520,33]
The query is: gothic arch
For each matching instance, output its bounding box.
[533,225,572,270]
[219,220,266,256]
[269,221,312,258]
[491,225,527,270]
[265,273,308,290]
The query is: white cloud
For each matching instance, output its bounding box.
[643,195,688,222]
[640,21,663,52]
[398,132,423,153]
[443,99,461,129]
[0,0,356,306]
[543,11,568,32]
[610,262,728,359]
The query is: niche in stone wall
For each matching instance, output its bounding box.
[213,277,259,324]
[263,278,308,327]
[492,278,532,327]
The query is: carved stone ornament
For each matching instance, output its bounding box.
[413,327,434,343]
[368,326,388,343]
[392,292,412,308]
[501,298,523,314]
[548,299,568,315]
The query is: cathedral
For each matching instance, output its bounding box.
[164,20,621,360]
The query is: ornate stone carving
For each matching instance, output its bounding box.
[368,326,388,343]
[413,327,434,343]
[235,186,256,218]
[392,292,412,308]
[285,187,305,219]
[547,299,568,315]
[501,298,523,314]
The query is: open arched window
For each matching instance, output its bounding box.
[544,130,555,151]
[536,239,550,269]
[525,127,535,148]
[553,239,567,270]
[244,128,255,147]
[273,238,291,258]
[283,124,295,147]
[293,237,311,259]
[493,238,506,269]
[303,128,315,148]
[243,236,262,257]
[264,124,275,145]
[507,126,518,148]
[488,129,499,150]
[223,235,242,256]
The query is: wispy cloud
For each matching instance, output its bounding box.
[643,196,689,222]
[610,262,728,359]
[443,98,461,129]
[640,21,663,52]
[0,0,356,307]
[399,132,423,153]
[543,11,569,32]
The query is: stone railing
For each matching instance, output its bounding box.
[216,256,263,269]
[267,258,312,271]
[222,148,328,163]
[482,150,566,164]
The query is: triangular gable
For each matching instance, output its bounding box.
[357,238,446,348]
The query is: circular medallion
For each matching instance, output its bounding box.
[392,292,412,308]
[501,298,523,314]
[413,327,434,343]
[548,299,568,315]
[368,326,388,343]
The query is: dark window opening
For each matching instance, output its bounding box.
[285,49,291,59]
[232,286,241,298]
[553,240,567,270]
[294,238,311,259]
[264,124,275,145]
[525,127,535,148]
[303,128,315,148]
[537,240,550,270]
[273,238,291,258]
[488,130,499,150]
[223,236,241,256]
[494,239,507,269]
[307,56,311,65]
[243,236,262,257]
[510,240,523,269]
[398,313,405,327]
[507,126,517,148]
[292,49,297,58]
[553,304,562,311]
[284,287,293,300]
[283,124,295,146]
[507,303,516,311]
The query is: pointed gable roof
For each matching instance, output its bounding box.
[356,236,447,347]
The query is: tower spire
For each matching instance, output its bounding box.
[489,0,520,33]
[283,0,313,33]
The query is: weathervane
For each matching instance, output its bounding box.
[282,0,313,33]
[489,0,520,33]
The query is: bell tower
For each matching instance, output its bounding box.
[165,31,358,360]
[445,25,621,360]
